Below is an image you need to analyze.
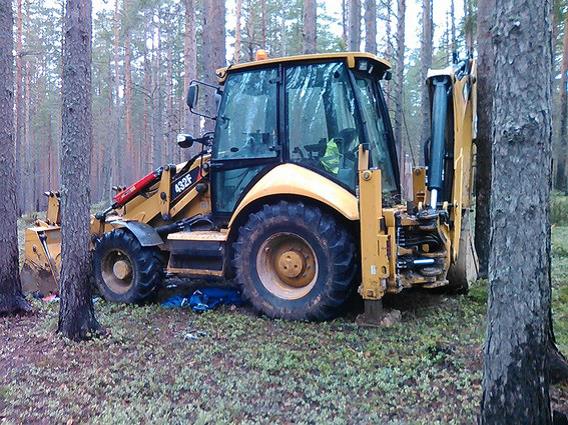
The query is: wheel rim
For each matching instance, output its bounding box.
[255,232,318,300]
[101,248,134,294]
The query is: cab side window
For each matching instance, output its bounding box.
[214,68,279,160]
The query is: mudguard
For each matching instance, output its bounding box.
[228,164,359,229]
[109,220,164,247]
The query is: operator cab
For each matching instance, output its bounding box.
[186,53,400,222]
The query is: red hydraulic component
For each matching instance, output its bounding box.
[112,169,161,208]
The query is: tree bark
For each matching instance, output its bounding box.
[112,0,121,185]
[364,0,377,54]
[303,0,317,54]
[556,13,568,191]
[450,0,456,52]
[464,0,475,52]
[393,0,405,155]
[342,0,348,47]
[419,0,433,163]
[57,0,101,341]
[15,0,23,214]
[152,7,164,168]
[261,0,267,49]
[124,0,134,181]
[0,0,31,315]
[480,0,554,421]
[183,0,198,140]
[234,0,242,63]
[474,0,495,279]
[202,0,226,132]
[349,0,361,51]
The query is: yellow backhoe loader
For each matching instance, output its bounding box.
[22,52,478,322]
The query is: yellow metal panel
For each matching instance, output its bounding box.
[228,164,359,228]
[450,60,477,261]
[358,169,389,300]
[217,52,391,83]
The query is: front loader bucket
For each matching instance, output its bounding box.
[20,262,58,295]
[21,225,61,295]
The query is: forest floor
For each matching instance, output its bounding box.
[0,224,567,424]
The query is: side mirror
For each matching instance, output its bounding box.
[185,79,220,120]
[187,83,199,110]
[383,70,393,81]
[177,133,194,149]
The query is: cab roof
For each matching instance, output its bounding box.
[216,52,391,82]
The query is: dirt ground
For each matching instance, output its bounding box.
[1,227,567,424]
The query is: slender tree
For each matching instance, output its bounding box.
[474,0,494,278]
[342,0,348,47]
[556,13,568,191]
[58,0,101,341]
[0,0,31,315]
[364,0,377,54]
[349,0,361,50]
[15,0,23,213]
[303,0,317,54]
[202,0,226,131]
[183,0,198,140]
[393,0,405,149]
[480,0,554,421]
[234,0,243,62]
[419,0,433,163]
[124,0,134,180]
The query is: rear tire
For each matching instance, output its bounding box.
[93,229,163,303]
[233,201,357,321]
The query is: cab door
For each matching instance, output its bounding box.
[210,66,281,220]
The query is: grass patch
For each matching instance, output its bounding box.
[2,222,566,424]
[552,195,568,226]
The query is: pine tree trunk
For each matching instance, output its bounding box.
[349,0,361,51]
[303,0,317,54]
[124,0,134,181]
[384,0,393,60]
[0,0,31,315]
[393,0,405,155]
[202,0,225,132]
[183,0,198,140]
[234,0,242,63]
[480,0,553,421]
[15,0,23,214]
[342,0,348,47]
[112,0,121,186]
[555,14,568,192]
[450,0,456,52]
[166,45,174,163]
[364,0,377,54]
[152,8,164,168]
[143,10,152,172]
[419,0,433,163]
[474,0,495,278]
[261,0,267,49]
[23,0,31,213]
[57,0,101,341]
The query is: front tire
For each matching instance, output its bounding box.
[93,229,163,303]
[233,201,357,321]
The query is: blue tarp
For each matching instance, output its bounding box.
[161,287,243,312]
